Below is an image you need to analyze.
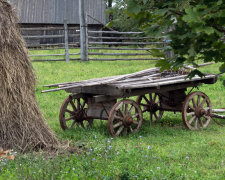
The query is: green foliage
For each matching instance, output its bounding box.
[125,0,225,75]
[105,0,141,31]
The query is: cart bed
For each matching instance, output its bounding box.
[42,68,218,98]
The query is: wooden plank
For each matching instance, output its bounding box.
[79,0,88,61]
[110,74,188,86]
[27,43,65,48]
[66,85,123,96]
[122,82,202,98]
[29,54,65,57]
[212,114,225,119]
[89,58,162,61]
[32,59,65,62]
[69,53,81,55]
[23,35,65,39]
[64,19,70,62]
[21,27,76,31]
[88,31,144,34]
[88,53,151,56]
[118,75,217,89]
[92,95,119,103]
[87,99,116,120]
[89,42,163,45]
[43,68,159,89]
[212,109,225,113]
[88,47,162,50]
[88,36,156,40]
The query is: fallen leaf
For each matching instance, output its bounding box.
[0,153,7,158]
[7,155,15,160]
[4,150,11,155]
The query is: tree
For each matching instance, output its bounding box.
[125,0,225,76]
[105,0,141,31]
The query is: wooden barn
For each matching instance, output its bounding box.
[8,0,106,46]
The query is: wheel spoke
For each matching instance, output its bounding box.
[70,101,77,111]
[197,95,201,106]
[80,121,85,128]
[143,96,151,105]
[149,93,153,101]
[153,94,157,101]
[129,126,134,133]
[142,108,149,113]
[188,104,195,111]
[70,120,77,128]
[188,116,196,124]
[115,102,123,110]
[118,109,125,117]
[132,113,139,118]
[194,119,198,129]
[153,112,158,120]
[125,104,128,114]
[81,100,86,109]
[199,98,206,108]
[198,118,203,127]
[113,121,123,128]
[123,128,127,136]
[150,113,153,121]
[187,112,195,116]
[116,125,124,136]
[66,109,74,114]
[65,115,76,121]
[140,103,149,107]
[129,105,135,114]
[77,99,81,110]
[114,115,123,121]
[192,98,196,108]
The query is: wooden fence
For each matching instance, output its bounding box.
[23,15,165,62]
[87,30,164,61]
[22,20,81,62]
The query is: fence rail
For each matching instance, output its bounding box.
[23,16,164,62]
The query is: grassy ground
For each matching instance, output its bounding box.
[0,50,225,179]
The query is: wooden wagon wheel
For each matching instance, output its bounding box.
[108,99,143,137]
[59,95,93,130]
[182,91,212,130]
[136,93,164,122]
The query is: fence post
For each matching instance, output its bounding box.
[79,0,88,61]
[64,19,70,62]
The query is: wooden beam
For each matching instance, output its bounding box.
[89,42,163,45]
[64,19,70,62]
[89,58,162,61]
[79,0,88,61]
[88,53,151,56]
[88,47,162,50]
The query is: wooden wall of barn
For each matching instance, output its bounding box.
[9,0,106,25]
[8,0,105,45]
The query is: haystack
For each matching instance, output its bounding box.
[0,0,60,152]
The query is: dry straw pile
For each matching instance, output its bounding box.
[0,0,60,152]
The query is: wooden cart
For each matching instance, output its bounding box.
[43,67,218,136]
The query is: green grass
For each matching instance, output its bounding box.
[0,51,225,179]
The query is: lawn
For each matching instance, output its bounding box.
[0,51,224,179]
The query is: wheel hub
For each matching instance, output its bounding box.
[195,106,206,118]
[149,103,159,113]
[123,115,133,126]
[73,110,85,122]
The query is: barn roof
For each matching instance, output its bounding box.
[9,0,106,25]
